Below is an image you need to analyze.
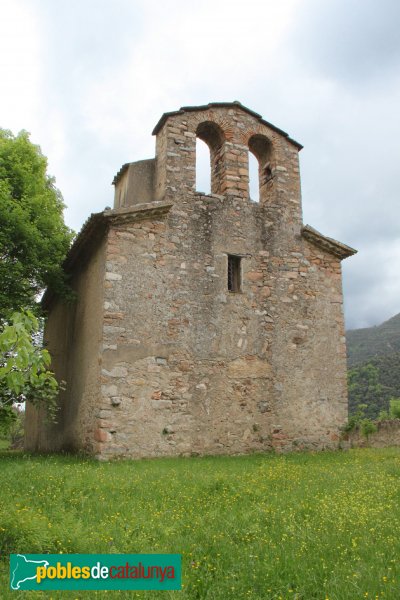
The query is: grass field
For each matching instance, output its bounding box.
[1,448,400,599]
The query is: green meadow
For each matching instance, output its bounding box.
[1,448,400,599]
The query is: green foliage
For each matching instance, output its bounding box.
[347,354,400,419]
[377,409,389,421]
[8,409,24,448]
[348,364,383,419]
[342,415,358,433]
[342,403,377,440]
[343,403,368,432]
[359,419,377,439]
[0,310,61,432]
[0,128,74,319]
[389,398,400,419]
[0,409,24,450]
[1,449,400,599]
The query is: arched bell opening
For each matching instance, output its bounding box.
[248,134,274,204]
[196,121,225,195]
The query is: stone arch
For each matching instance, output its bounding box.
[248,134,274,204]
[196,121,225,195]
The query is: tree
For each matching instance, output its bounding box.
[0,311,61,432]
[348,362,386,419]
[0,129,74,320]
[0,129,72,432]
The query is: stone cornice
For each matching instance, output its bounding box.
[302,225,357,260]
[103,201,172,224]
[64,201,172,272]
[42,201,172,309]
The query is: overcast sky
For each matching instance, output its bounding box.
[1,0,399,330]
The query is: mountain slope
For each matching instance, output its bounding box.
[346,312,400,367]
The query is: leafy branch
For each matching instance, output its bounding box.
[0,311,63,433]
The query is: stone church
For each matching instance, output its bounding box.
[25,102,356,459]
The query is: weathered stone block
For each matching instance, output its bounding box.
[94,429,111,443]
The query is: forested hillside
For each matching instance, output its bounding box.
[347,353,400,418]
[346,313,400,418]
[346,313,400,367]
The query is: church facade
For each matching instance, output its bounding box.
[25,102,356,459]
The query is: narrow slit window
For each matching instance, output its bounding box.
[228,255,241,292]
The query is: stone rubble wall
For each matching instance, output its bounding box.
[26,104,350,458]
[90,105,349,458]
[154,105,303,233]
[25,237,106,452]
[98,174,347,458]
[346,420,400,448]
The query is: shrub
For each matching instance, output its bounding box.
[377,410,389,421]
[343,403,369,433]
[389,398,400,419]
[342,416,358,433]
[343,404,378,440]
[360,419,377,439]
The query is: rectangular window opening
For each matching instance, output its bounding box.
[228,254,241,292]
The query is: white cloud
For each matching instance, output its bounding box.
[0,1,43,133]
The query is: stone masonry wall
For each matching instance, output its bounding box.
[268,241,348,450]
[346,420,400,448]
[97,192,347,458]
[96,105,349,458]
[24,297,71,450]
[25,237,106,452]
[94,103,349,458]
[27,103,351,458]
